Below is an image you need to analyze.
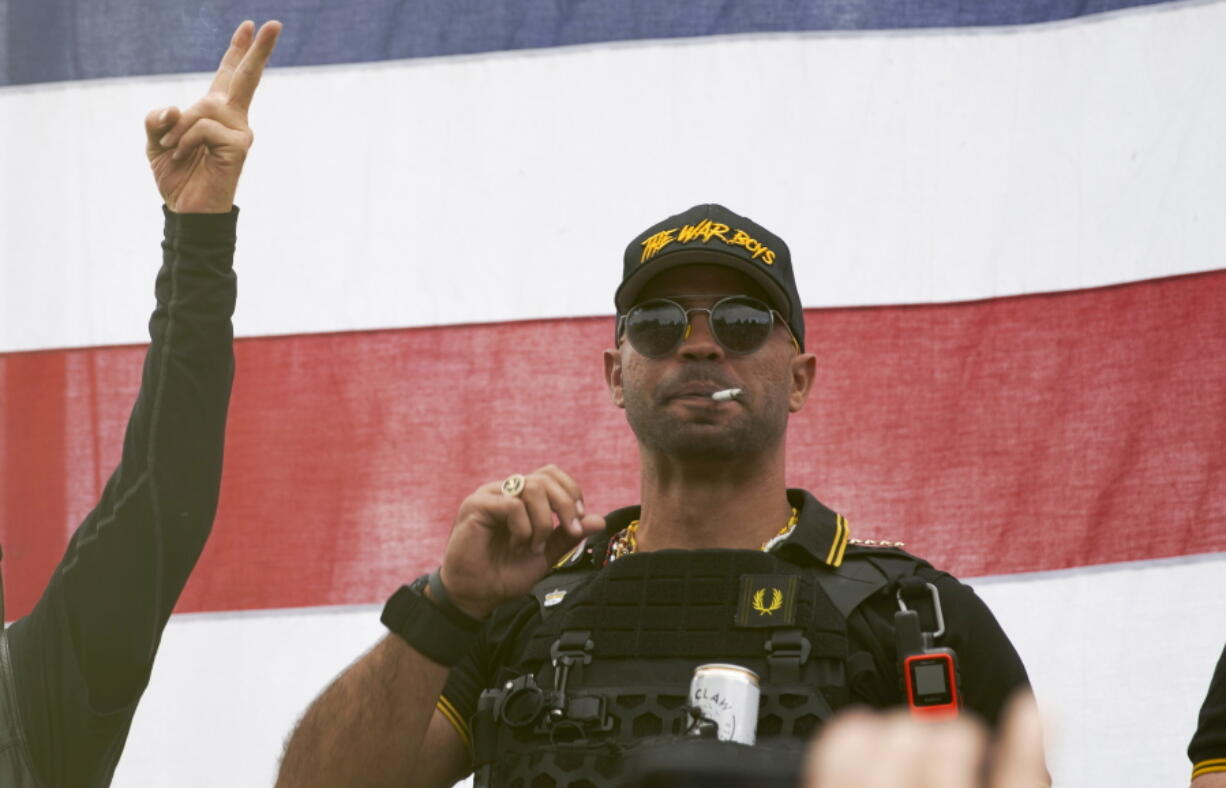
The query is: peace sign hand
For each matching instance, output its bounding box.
[145,20,282,214]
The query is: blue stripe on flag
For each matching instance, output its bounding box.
[2,0,1180,88]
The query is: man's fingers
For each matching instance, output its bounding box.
[161,21,275,150]
[921,719,987,788]
[486,468,592,555]
[144,106,181,156]
[544,512,605,567]
[144,106,180,141]
[158,95,245,150]
[518,482,557,555]
[227,20,282,111]
[805,711,989,788]
[171,117,250,160]
[578,512,606,536]
[208,20,255,96]
[804,710,880,786]
[536,472,584,535]
[989,692,1049,788]
[488,492,534,552]
[534,465,587,519]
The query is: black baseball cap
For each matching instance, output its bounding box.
[615,203,805,350]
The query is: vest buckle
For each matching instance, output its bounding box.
[549,629,594,693]
[765,629,812,684]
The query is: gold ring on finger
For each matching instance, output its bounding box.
[501,473,526,498]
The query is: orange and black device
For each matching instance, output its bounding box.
[902,649,961,720]
[895,581,962,721]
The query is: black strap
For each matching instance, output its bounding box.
[549,629,594,693]
[812,549,936,618]
[896,575,941,636]
[472,690,500,769]
[380,577,482,666]
[427,568,484,628]
[765,629,811,684]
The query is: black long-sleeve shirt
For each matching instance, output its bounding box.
[4,208,238,787]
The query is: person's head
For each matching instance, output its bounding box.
[604,204,816,462]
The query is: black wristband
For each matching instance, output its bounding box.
[381,574,483,666]
[427,568,485,629]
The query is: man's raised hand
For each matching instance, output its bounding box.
[440,466,607,620]
[146,20,282,214]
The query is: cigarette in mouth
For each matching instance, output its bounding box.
[711,388,743,402]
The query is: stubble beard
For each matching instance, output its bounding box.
[623,383,789,462]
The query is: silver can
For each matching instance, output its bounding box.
[688,663,760,745]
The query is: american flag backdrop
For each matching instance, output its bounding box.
[2,1,1225,785]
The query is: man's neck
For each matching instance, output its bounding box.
[634,449,793,552]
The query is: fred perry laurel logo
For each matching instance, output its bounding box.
[736,575,799,627]
[543,589,568,607]
[752,588,783,616]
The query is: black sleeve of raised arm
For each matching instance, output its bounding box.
[1189,642,1226,779]
[7,207,238,787]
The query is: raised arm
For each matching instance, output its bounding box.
[277,467,606,787]
[4,20,280,787]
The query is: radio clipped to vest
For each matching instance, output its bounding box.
[894,577,962,721]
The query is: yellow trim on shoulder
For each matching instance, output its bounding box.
[1193,758,1226,778]
[554,543,581,569]
[832,515,850,566]
[825,514,849,567]
[436,695,472,752]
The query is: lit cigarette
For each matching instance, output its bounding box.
[711,388,742,402]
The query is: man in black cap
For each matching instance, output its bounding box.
[278,204,1035,787]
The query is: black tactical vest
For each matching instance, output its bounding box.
[469,547,924,788]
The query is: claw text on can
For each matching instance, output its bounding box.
[688,663,760,745]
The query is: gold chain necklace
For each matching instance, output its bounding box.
[606,507,799,563]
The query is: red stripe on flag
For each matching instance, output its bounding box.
[2,270,1224,617]
[2,354,73,617]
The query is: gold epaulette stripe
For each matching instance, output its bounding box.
[554,543,580,569]
[1193,758,1226,778]
[825,514,849,567]
[833,515,850,566]
[436,695,472,752]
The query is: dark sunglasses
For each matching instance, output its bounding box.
[618,295,795,358]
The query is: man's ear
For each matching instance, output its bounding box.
[788,351,817,413]
[604,348,625,408]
